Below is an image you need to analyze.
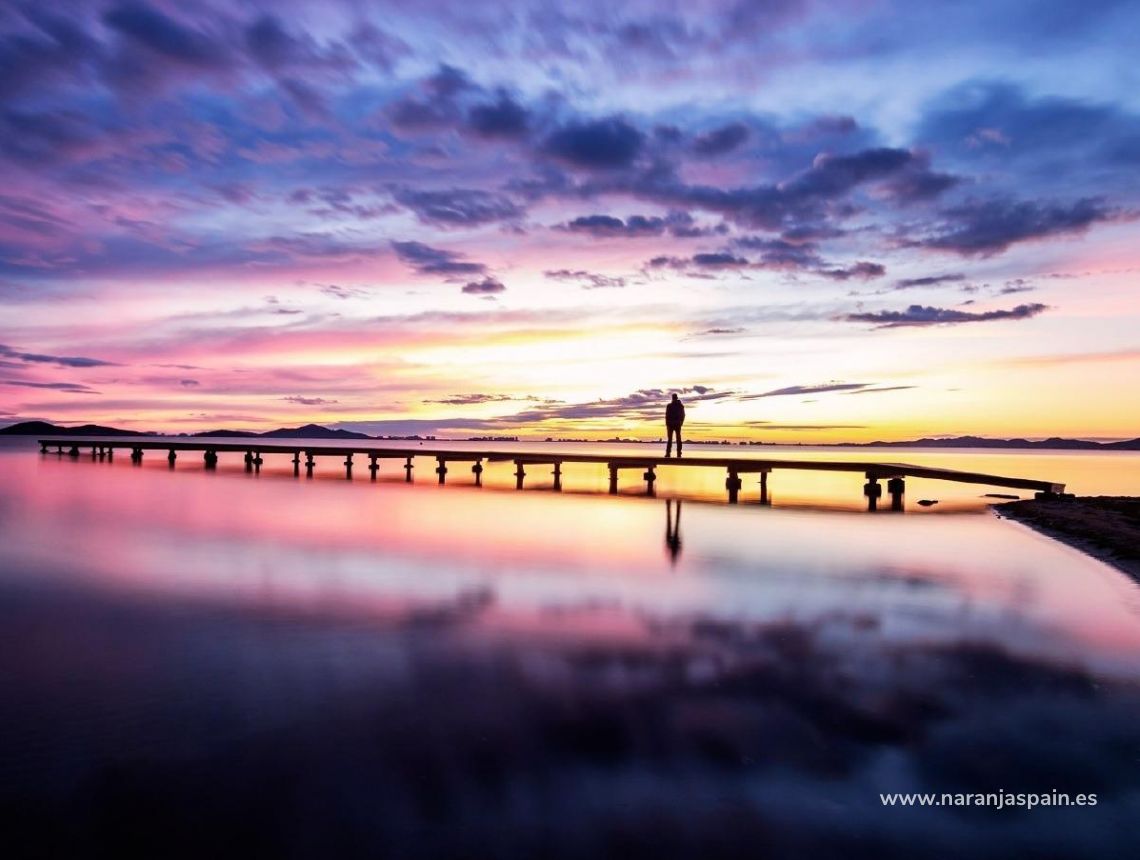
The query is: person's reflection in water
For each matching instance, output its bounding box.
[665,499,682,565]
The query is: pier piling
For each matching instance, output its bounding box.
[864,475,882,511]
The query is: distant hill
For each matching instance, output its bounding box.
[258,423,372,440]
[848,435,1140,451]
[191,429,262,438]
[0,420,145,437]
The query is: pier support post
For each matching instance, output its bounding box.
[167,449,177,468]
[864,475,882,511]
[244,451,253,473]
[68,445,79,458]
[472,460,483,486]
[608,464,618,495]
[304,451,315,477]
[436,457,448,484]
[292,452,300,476]
[40,442,49,454]
[644,465,657,496]
[887,477,905,512]
[514,460,526,489]
[106,447,113,462]
[130,447,142,464]
[252,452,263,473]
[56,445,63,456]
[759,470,770,505]
[204,450,218,469]
[726,468,742,504]
[552,462,562,491]
[404,457,414,482]
[369,454,379,480]
[344,453,353,479]
[90,445,97,459]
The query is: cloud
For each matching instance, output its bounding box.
[461,277,505,294]
[694,327,746,336]
[103,3,227,68]
[2,379,99,393]
[557,210,718,239]
[543,269,627,289]
[843,385,916,395]
[393,188,523,227]
[392,241,487,276]
[0,343,118,368]
[817,261,886,280]
[741,382,876,399]
[317,283,370,300]
[543,116,645,169]
[894,273,966,289]
[282,395,339,405]
[466,91,530,139]
[559,214,663,238]
[845,303,1048,327]
[692,122,750,157]
[923,198,1118,256]
[425,393,545,405]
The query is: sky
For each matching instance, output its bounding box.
[1,0,1138,441]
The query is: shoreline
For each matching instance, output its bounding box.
[996,496,1140,583]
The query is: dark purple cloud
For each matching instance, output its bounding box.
[894,273,966,289]
[846,303,1048,327]
[0,343,118,368]
[558,210,718,239]
[461,277,505,294]
[392,241,487,276]
[692,122,750,157]
[2,379,99,393]
[923,198,1117,255]
[102,2,227,69]
[394,188,523,227]
[818,261,886,281]
[543,117,645,170]
[466,91,530,139]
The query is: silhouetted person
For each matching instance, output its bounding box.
[665,393,685,458]
[665,499,682,564]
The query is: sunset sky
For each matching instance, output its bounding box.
[1,0,1138,441]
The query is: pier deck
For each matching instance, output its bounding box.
[37,438,1067,510]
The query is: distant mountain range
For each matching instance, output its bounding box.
[0,421,146,437]
[842,435,1140,450]
[3,421,1138,450]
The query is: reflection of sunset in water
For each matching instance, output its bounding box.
[4,440,1139,676]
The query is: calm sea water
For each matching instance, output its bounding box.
[1,437,1138,858]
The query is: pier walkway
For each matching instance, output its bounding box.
[38,438,1067,511]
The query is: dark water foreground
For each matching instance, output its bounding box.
[1,443,1139,858]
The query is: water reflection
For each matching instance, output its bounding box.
[1,441,1138,857]
[665,498,682,565]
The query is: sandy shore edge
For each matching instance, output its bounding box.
[995,496,1140,583]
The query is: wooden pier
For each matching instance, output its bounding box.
[37,438,1067,510]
